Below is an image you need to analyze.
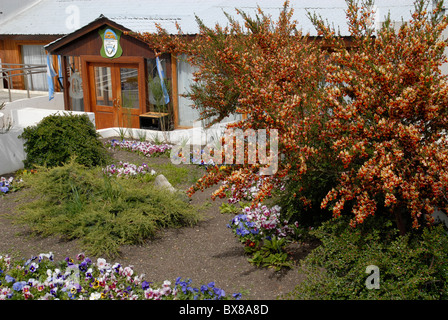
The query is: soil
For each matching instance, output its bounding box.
[0,139,318,300]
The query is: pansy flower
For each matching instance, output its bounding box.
[232,293,242,300]
[38,252,54,262]
[141,280,150,290]
[89,292,101,300]
[85,268,93,279]
[123,266,133,277]
[97,258,109,271]
[27,278,37,287]
[13,281,26,291]
[112,262,121,273]
[76,253,85,261]
[23,291,33,300]
[50,287,58,296]
[29,262,38,273]
[70,286,77,295]
[78,261,88,273]
[91,279,100,289]
[213,287,225,299]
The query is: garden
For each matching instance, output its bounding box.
[2,0,448,301]
[0,113,312,300]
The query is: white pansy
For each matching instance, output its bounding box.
[89,292,101,300]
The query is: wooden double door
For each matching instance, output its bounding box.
[83,57,146,129]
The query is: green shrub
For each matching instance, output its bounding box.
[274,140,343,232]
[19,113,109,168]
[14,161,201,257]
[247,237,293,271]
[288,216,448,300]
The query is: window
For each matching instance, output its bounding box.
[176,54,201,127]
[21,45,48,91]
[120,67,139,109]
[176,54,241,127]
[94,66,113,106]
[147,57,171,113]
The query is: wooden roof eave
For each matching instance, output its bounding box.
[44,15,131,54]
[0,34,63,41]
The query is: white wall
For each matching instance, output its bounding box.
[0,106,95,175]
[11,108,95,128]
[0,92,66,175]
[0,128,26,175]
[2,92,64,126]
[97,120,230,146]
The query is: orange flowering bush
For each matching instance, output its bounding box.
[314,0,448,233]
[135,0,448,235]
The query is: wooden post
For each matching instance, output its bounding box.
[171,54,179,129]
[394,208,407,236]
[62,55,71,111]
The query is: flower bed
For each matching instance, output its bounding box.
[0,177,14,194]
[103,161,156,178]
[229,204,297,240]
[1,169,37,195]
[227,208,299,271]
[221,175,301,271]
[223,175,296,241]
[107,139,172,157]
[0,253,241,300]
[0,176,24,195]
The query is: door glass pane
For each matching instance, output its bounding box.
[120,68,139,109]
[94,66,113,106]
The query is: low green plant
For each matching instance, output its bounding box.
[287,216,448,300]
[115,127,128,141]
[227,211,294,271]
[149,132,164,146]
[19,113,109,169]
[151,162,203,187]
[137,130,147,142]
[13,160,201,257]
[247,237,292,271]
[219,202,249,215]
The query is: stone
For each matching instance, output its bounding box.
[154,174,176,193]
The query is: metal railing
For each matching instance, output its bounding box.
[0,62,47,102]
